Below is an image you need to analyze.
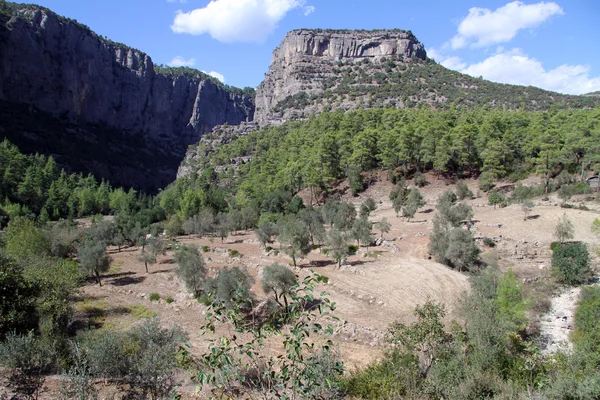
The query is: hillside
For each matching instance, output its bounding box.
[253,29,600,127]
[0,2,254,191]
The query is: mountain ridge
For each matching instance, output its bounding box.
[0,2,254,191]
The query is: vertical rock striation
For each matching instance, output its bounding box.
[0,5,254,191]
[254,29,427,126]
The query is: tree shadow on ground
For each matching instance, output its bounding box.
[110,275,146,286]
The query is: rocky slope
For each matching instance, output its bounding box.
[0,3,254,191]
[255,29,427,126]
[253,29,598,128]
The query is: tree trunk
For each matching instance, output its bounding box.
[145,261,149,273]
[545,153,550,195]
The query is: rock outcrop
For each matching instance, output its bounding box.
[255,29,427,126]
[0,4,254,191]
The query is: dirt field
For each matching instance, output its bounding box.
[67,173,600,397]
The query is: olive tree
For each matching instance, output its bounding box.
[174,244,207,294]
[261,263,298,309]
[555,213,575,243]
[78,240,111,286]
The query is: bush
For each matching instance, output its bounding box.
[343,349,420,399]
[478,171,495,192]
[149,293,160,301]
[482,237,495,247]
[456,182,474,200]
[488,192,505,208]
[574,286,600,348]
[165,297,174,304]
[414,172,427,187]
[552,242,591,285]
[204,267,254,310]
[228,249,242,258]
[0,254,39,338]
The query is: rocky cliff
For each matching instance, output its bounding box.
[253,29,598,128]
[0,4,254,191]
[255,29,427,126]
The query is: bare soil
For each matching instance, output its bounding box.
[19,173,600,398]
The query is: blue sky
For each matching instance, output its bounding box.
[31,0,600,94]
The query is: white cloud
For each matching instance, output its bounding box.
[304,5,315,16]
[434,48,600,95]
[450,1,563,49]
[168,56,196,67]
[202,70,226,83]
[171,0,308,43]
[460,49,600,95]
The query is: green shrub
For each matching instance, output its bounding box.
[551,242,591,285]
[414,172,427,187]
[343,349,420,399]
[482,237,495,247]
[228,249,242,258]
[202,245,210,252]
[488,192,505,208]
[204,267,254,310]
[348,244,359,255]
[149,293,160,301]
[456,182,474,200]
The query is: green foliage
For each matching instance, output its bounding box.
[390,180,409,217]
[0,254,39,338]
[377,217,391,239]
[2,216,50,261]
[344,349,420,399]
[278,214,311,266]
[327,229,350,268]
[261,263,297,307]
[429,191,479,271]
[77,318,186,399]
[137,236,165,273]
[482,237,495,247]
[521,199,535,220]
[204,267,254,310]
[496,269,529,332]
[552,242,591,285]
[413,171,428,187]
[59,354,99,400]
[77,240,111,286]
[456,181,474,200]
[149,293,160,301]
[174,244,207,294]
[488,191,505,208]
[555,213,575,243]
[360,197,377,217]
[592,218,600,236]
[196,273,342,399]
[351,216,373,248]
[402,188,426,221]
[174,107,600,213]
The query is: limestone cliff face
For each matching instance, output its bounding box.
[0,5,254,191]
[255,29,427,126]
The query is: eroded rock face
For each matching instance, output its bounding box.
[255,29,427,126]
[0,6,254,191]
